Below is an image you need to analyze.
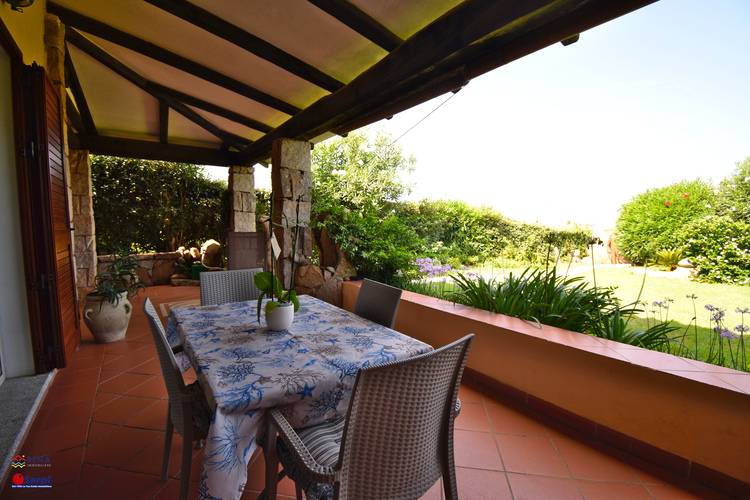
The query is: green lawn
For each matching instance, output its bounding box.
[459,264,750,371]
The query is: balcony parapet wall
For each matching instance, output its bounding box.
[342,281,750,497]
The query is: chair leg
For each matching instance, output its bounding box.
[264,425,279,500]
[162,408,174,481]
[443,429,459,500]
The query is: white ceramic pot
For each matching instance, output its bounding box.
[264,301,295,331]
[83,293,132,343]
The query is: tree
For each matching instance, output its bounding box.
[715,156,750,223]
[614,179,716,265]
[311,129,420,282]
[91,156,228,253]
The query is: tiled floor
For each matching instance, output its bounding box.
[1,285,733,499]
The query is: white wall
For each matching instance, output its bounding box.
[0,46,34,379]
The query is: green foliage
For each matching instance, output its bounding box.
[91,156,229,254]
[651,248,684,271]
[715,156,750,223]
[449,267,619,334]
[311,129,418,283]
[395,199,592,267]
[681,215,750,285]
[614,178,716,265]
[253,271,299,319]
[588,305,680,350]
[90,247,145,306]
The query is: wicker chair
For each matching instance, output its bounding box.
[352,278,403,329]
[200,268,262,306]
[264,334,474,500]
[143,298,212,500]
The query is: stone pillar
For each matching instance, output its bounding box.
[70,150,97,301]
[229,165,256,232]
[271,138,312,289]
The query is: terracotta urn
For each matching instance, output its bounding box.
[83,293,132,343]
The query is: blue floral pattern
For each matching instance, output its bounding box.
[166,295,431,500]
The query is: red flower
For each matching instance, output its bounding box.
[665,201,671,207]
[680,193,689,198]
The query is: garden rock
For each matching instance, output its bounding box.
[201,239,222,267]
[316,277,343,307]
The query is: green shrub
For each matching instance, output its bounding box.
[681,215,750,285]
[449,267,619,333]
[614,179,716,265]
[715,157,750,223]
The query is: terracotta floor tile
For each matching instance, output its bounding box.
[125,376,167,399]
[92,395,156,425]
[87,422,118,446]
[537,413,592,441]
[83,426,161,468]
[120,434,183,478]
[418,478,443,500]
[21,419,90,455]
[151,478,199,500]
[97,372,154,395]
[77,463,115,498]
[453,430,504,471]
[457,380,484,404]
[554,439,640,483]
[577,479,655,499]
[93,392,118,410]
[46,446,86,486]
[507,473,584,500]
[456,467,513,500]
[33,399,95,430]
[104,341,152,356]
[102,354,156,374]
[53,367,100,389]
[454,402,491,432]
[495,434,570,477]
[98,369,122,384]
[80,470,167,500]
[123,400,168,431]
[64,353,106,372]
[126,358,162,376]
[618,454,696,487]
[40,379,98,408]
[486,402,548,437]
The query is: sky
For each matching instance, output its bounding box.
[208,0,750,232]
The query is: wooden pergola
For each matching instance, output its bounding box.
[50,0,658,167]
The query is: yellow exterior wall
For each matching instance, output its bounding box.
[0,0,47,66]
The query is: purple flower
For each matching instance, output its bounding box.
[734,325,749,334]
[736,307,750,314]
[718,328,738,340]
[396,270,403,275]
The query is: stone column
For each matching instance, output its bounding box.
[228,165,256,232]
[69,150,97,301]
[271,138,312,289]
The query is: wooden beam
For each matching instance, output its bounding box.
[65,97,87,134]
[64,46,97,135]
[74,134,240,166]
[240,0,657,165]
[66,29,251,150]
[146,82,274,133]
[144,0,345,93]
[307,0,403,52]
[159,100,169,143]
[238,0,557,164]
[48,2,301,116]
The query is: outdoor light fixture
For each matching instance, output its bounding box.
[3,0,34,12]
[561,34,580,46]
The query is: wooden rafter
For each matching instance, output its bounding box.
[48,2,301,116]
[144,0,345,93]
[65,29,250,151]
[72,134,239,166]
[307,0,403,52]
[158,100,169,143]
[64,46,97,135]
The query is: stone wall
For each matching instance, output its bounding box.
[229,165,256,232]
[96,252,181,287]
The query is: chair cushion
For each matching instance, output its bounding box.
[275,417,346,500]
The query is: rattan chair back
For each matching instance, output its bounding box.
[200,268,262,306]
[337,334,473,499]
[143,298,210,500]
[352,278,403,328]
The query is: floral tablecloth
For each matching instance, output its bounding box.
[166,294,432,500]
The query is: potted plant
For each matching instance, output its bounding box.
[254,195,302,331]
[83,248,146,343]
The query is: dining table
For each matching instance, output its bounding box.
[166,293,433,500]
